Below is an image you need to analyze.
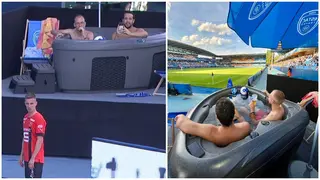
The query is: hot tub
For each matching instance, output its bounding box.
[168,86,310,178]
[52,27,165,91]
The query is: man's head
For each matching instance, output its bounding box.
[268,90,285,105]
[25,92,37,114]
[74,15,86,31]
[215,98,235,127]
[123,11,135,28]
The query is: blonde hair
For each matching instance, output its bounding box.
[273,90,285,104]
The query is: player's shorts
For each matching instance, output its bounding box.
[24,161,44,178]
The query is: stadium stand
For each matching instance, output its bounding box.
[168,39,266,69]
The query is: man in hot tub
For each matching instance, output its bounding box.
[175,98,250,147]
[112,11,148,40]
[248,90,285,125]
[51,15,94,40]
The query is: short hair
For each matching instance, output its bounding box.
[215,98,235,127]
[74,14,85,22]
[124,11,135,19]
[25,92,36,99]
[273,90,285,104]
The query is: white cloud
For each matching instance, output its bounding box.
[191,19,200,26]
[197,22,233,36]
[189,34,199,41]
[181,34,199,42]
[192,36,232,47]
[181,36,189,42]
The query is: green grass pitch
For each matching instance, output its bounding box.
[168,67,263,88]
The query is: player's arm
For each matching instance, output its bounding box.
[19,137,24,167]
[30,118,46,161]
[30,136,44,161]
[20,138,24,157]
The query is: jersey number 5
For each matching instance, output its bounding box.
[23,132,29,142]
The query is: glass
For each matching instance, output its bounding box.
[252,94,258,106]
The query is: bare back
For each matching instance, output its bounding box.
[209,122,251,147]
[184,121,251,147]
[263,105,284,121]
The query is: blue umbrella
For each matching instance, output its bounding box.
[227,2,318,49]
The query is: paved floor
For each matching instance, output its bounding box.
[2,155,91,178]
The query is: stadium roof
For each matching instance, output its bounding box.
[220,53,266,58]
[168,39,217,57]
[168,39,267,58]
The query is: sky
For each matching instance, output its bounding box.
[167,2,269,56]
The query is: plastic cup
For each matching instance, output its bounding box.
[252,94,258,106]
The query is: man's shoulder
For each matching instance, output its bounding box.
[86,30,94,34]
[34,112,47,122]
[136,27,146,32]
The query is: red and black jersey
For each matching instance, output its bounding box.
[23,112,47,163]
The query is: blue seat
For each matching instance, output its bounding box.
[20,20,49,75]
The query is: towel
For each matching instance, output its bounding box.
[37,17,60,58]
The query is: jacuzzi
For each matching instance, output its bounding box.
[52,27,165,91]
[168,86,310,178]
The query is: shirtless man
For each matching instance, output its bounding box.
[175,98,250,147]
[249,90,285,125]
[112,11,148,40]
[51,15,94,40]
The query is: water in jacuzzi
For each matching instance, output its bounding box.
[230,94,271,124]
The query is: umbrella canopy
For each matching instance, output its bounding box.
[227,2,318,49]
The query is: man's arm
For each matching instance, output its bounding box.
[87,32,94,40]
[112,32,117,40]
[30,136,43,160]
[29,117,46,168]
[234,109,245,122]
[175,115,217,142]
[20,138,24,157]
[249,102,259,125]
[249,112,259,125]
[129,28,148,38]
[299,96,313,108]
[263,90,270,97]
[51,29,72,36]
[19,138,24,167]
[123,28,148,38]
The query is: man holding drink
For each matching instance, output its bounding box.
[112,11,148,40]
